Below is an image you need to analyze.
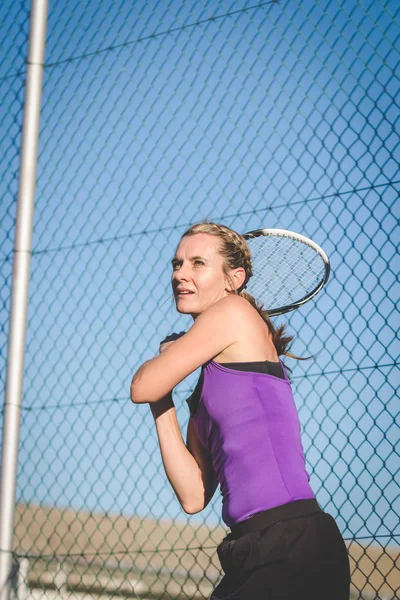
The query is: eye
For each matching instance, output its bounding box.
[194,260,204,266]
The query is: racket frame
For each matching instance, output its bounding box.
[242,228,330,316]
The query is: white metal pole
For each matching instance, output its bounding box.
[0,1,48,598]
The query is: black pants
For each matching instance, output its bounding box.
[211,500,350,600]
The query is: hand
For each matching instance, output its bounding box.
[159,331,186,354]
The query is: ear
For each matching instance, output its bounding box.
[225,267,246,292]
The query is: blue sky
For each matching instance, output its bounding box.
[1,0,399,547]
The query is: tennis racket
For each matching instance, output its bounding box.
[243,228,330,316]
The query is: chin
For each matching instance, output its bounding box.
[175,303,193,314]
[175,304,199,319]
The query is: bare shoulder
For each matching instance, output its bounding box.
[205,294,261,329]
[199,294,262,339]
[204,293,253,318]
[211,295,275,362]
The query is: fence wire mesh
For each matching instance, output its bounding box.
[1,0,399,599]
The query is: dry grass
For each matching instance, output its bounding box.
[13,503,400,599]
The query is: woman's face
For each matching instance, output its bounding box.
[171,233,233,319]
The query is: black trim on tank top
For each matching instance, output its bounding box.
[186,360,285,418]
[218,360,285,379]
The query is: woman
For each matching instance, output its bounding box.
[130,221,350,599]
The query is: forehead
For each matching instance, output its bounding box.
[175,233,221,258]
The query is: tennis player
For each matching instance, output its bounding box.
[130,221,350,599]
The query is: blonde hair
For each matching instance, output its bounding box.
[180,220,302,367]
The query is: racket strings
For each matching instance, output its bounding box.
[245,236,326,311]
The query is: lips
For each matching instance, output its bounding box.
[176,289,194,296]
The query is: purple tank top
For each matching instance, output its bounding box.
[188,360,315,527]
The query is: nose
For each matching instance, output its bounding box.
[172,264,190,286]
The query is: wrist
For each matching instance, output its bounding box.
[150,393,174,419]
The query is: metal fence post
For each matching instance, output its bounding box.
[0,1,48,599]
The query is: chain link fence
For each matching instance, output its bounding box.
[1,0,399,598]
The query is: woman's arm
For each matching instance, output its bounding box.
[150,395,218,514]
[131,295,248,403]
[186,417,218,509]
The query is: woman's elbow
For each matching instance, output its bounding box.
[181,492,213,514]
[181,501,204,515]
[130,381,147,404]
[130,381,163,404]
